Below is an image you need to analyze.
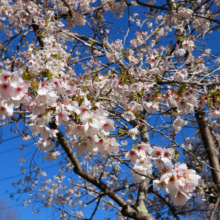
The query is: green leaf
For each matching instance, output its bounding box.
[39,69,52,79]
[154,77,162,83]
[122,49,127,57]
[174,157,179,162]
[170,106,178,112]
[23,71,33,80]
[51,54,62,60]
[207,99,213,108]
[132,144,137,149]
[134,112,141,119]
[88,40,94,45]
[119,128,124,134]
[119,73,128,78]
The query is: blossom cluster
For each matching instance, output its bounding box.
[0,0,220,215]
[126,144,200,206]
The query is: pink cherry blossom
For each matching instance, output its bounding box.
[45,151,61,161]
[0,102,13,120]
[121,111,136,121]
[0,82,14,99]
[37,139,54,152]
[125,149,138,164]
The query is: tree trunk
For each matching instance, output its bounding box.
[195,110,220,190]
[136,125,151,216]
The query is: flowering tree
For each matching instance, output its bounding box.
[1,0,220,219]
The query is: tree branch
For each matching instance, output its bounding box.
[49,120,155,220]
[136,123,150,215]
[210,196,220,220]
[89,197,101,220]
[195,110,220,190]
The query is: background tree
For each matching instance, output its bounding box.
[0,198,21,220]
[0,0,220,219]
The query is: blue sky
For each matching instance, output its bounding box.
[0,127,46,219]
[0,120,68,219]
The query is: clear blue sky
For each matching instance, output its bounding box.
[0,126,50,219]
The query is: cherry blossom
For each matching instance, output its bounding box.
[182,40,195,52]
[125,149,138,164]
[128,127,140,140]
[0,0,219,218]
[121,111,136,121]
[0,102,13,120]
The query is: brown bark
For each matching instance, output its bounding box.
[195,110,220,190]
[49,120,155,220]
[136,125,151,215]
